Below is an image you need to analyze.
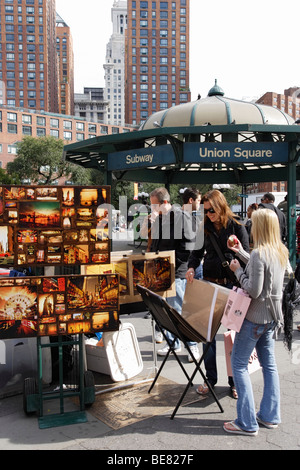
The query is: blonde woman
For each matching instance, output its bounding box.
[223,208,289,436]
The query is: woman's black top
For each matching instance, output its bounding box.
[188,217,250,280]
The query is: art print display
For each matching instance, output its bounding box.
[0,185,110,267]
[132,257,172,295]
[0,274,119,340]
[84,250,176,304]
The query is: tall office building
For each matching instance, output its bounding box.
[0,0,59,113]
[104,1,127,126]
[56,13,74,116]
[125,0,190,126]
[74,87,108,123]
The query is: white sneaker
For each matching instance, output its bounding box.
[155,331,163,343]
[157,345,181,356]
[187,345,200,363]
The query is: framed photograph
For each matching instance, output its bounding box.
[0,273,119,340]
[130,251,176,301]
[0,282,38,339]
[83,250,176,304]
[0,185,111,267]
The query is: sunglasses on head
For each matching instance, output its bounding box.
[204,208,215,214]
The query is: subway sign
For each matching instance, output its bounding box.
[108,144,175,170]
[183,142,289,164]
[108,142,289,171]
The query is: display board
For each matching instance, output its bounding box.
[182,278,230,342]
[0,185,110,267]
[0,274,119,340]
[83,250,176,304]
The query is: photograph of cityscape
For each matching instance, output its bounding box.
[0,184,111,267]
[0,274,119,340]
[132,256,174,296]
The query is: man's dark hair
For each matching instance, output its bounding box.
[182,187,201,204]
[263,192,275,203]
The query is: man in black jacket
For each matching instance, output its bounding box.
[259,192,287,243]
[149,187,199,362]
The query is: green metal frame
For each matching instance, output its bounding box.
[24,334,95,429]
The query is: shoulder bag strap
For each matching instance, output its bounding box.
[208,232,237,284]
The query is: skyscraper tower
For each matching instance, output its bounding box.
[125,0,190,126]
[0,0,59,113]
[56,13,75,116]
[104,1,127,126]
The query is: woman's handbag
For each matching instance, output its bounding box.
[221,286,251,332]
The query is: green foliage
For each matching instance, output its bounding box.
[6,136,93,185]
[110,181,242,212]
[0,167,20,184]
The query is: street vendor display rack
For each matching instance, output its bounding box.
[23,334,95,429]
[0,184,113,428]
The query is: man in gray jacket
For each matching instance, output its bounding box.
[149,187,199,362]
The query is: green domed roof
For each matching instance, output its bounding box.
[208,79,224,97]
[141,80,294,130]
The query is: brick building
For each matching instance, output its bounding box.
[252,86,300,194]
[0,105,134,169]
[0,0,59,113]
[56,13,74,116]
[125,0,191,126]
[0,1,76,117]
[256,87,300,122]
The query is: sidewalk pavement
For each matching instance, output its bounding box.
[0,231,299,451]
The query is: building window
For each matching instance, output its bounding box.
[63,120,72,130]
[7,123,17,133]
[8,144,17,154]
[22,125,32,135]
[36,116,45,126]
[88,124,97,133]
[64,131,72,140]
[50,129,59,138]
[22,114,32,124]
[50,118,59,128]
[76,122,84,131]
[7,112,17,122]
[36,127,46,137]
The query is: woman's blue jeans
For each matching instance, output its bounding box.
[231,318,281,432]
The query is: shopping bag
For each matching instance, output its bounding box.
[221,287,251,332]
[182,278,230,342]
[224,330,261,376]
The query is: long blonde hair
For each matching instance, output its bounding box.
[251,208,289,268]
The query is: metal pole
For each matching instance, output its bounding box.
[78,334,85,411]
[58,335,64,414]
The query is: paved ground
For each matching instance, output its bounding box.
[0,231,299,452]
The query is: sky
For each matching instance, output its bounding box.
[55,0,299,101]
